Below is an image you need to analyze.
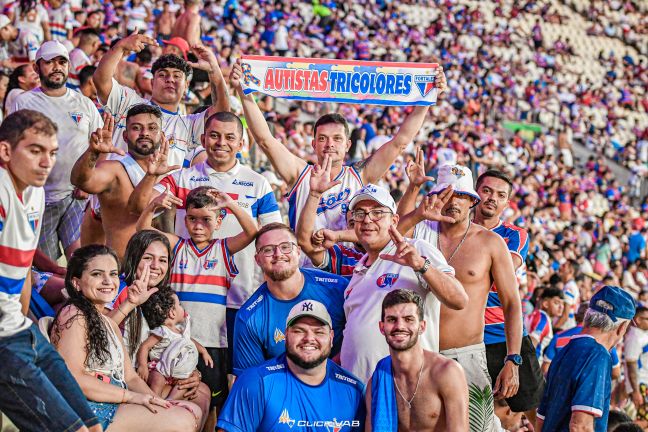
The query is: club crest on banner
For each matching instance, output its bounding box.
[414,75,436,97]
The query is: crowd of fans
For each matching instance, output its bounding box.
[0,0,646,431]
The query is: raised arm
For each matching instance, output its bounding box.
[127,135,181,214]
[397,187,454,237]
[230,58,306,187]
[381,225,467,310]
[71,114,124,194]
[94,31,158,104]
[135,188,182,247]
[188,45,230,116]
[488,232,522,401]
[296,155,340,266]
[207,190,258,254]
[360,105,430,184]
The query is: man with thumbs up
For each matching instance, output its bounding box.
[339,183,467,384]
[71,103,178,260]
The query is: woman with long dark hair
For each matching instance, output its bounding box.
[106,230,210,425]
[51,244,200,431]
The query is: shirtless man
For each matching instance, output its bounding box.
[155,2,176,41]
[472,169,544,424]
[366,289,468,432]
[398,164,522,432]
[70,104,178,260]
[172,0,201,47]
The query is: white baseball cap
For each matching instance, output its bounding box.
[348,183,397,213]
[429,164,480,205]
[35,40,70,62]
[286,300,333,328]
[0,14,11,30]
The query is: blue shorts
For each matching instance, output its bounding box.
[0,324,99,432]
[87,374,127,430]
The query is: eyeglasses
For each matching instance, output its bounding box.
[350,209,392,222]
[256,241,297,257]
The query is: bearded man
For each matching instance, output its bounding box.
[231,223,349,377]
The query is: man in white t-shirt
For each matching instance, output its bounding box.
[94,31,230,161]
[128,111,283,367]
[340,184,466,383]
[10,40,103,261]
[0,109,101,432]
[625,306,648,424]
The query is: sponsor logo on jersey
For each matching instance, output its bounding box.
[377,273,399,288]
[273,328,285,343]
[334,373,357,385]
[414,75,436,97]
[177,258,188,270]
[69,111,84,125]
[189,176,209,182]
[315,276,338,283]
[278,409,295,428]
[317,188,351,214]
[277,409,358,431]
[203,258,218,270]
[265,363,285,371]
[246,294,264,311]
[232,179,254,187]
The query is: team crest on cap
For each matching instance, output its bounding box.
[377,273,399,288]
[450,166,465,178]
[414,75,436,97]
[69,112,83,125]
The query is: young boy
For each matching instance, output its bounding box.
[525,287,565,359]
[137,185,258,410]
[138,287,213,399]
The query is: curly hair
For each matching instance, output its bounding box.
[141,287,176,329]
[151,54,192,77]
[52,245,120,367]
[121,230,172,357]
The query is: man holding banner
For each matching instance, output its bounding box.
[229,57,446,236]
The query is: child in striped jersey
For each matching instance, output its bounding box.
[136,185,258,410]
[526,287,565,359]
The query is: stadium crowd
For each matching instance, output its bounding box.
[0,0,647,431]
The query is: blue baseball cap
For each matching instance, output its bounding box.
[589,285,636,322]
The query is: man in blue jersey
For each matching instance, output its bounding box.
[232,222,348,376]
[473,169,544,422]
[542,303,621,380]
[218,299,365,432]
[536,285,636,432]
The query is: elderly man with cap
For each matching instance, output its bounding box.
[398,164,522,432]
[340,183,467,384]
[537,285,636,431]
[217,299,366,432]
[9,40,103,261]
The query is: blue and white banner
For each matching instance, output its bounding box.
[240,55,441,106]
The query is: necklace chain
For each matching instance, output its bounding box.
[393,359,425,409]
[437,220,471,263]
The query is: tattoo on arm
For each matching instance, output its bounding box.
[352,155,372,173]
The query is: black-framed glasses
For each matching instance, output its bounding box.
[256,241,297,257]
[350,209,392,222]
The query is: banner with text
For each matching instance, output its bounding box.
[240,55,440,106]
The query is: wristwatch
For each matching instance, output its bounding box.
[504,354,523,366]
[416,256,431,274]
